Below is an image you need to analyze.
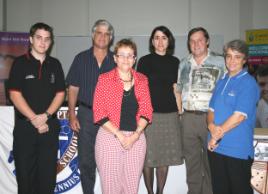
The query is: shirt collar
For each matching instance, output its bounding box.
[226,68,248,79]
[25,51,50,64]
[188,49,211,66]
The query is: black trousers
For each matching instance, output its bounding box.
[208,151,254,194]
[77,106,99,194]
[13,118,60,194]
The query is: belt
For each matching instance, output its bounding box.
[79,102,92,109]
[184,110,206,115]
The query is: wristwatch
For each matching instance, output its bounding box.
[45,111,52,119]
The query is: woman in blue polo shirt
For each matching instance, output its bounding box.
[207,39,260,194]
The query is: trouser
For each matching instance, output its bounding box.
[181,112,213,194]
[77,105,99,194]
[208,151,254,194]
[13,118,59,194]
[95,128,146,194]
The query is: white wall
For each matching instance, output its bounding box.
[89,0,189,36]
[252,0,268,29]
[41,0,90,36]
[7,0,41,32]
[190,0,240,42]
[239,0,253,40]
[4,0,268,41]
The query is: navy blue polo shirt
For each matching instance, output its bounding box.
[8,52,66,116]
[66,47,115,106]
[209,69,260,159]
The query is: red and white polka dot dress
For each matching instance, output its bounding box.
[93,68,153,194]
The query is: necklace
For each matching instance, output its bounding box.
[120,73,133,82]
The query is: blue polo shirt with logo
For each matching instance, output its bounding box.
[209,69,260,159]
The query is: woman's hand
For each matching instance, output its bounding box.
[209,123,224,140]
[116,132,139,150]
[123,133,139,150]
[208,138,219,152]
[115,131,132,149]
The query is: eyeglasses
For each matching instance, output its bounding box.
[116,54,136,60]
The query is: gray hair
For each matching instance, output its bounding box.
[91,19,114,40]
[223,39,248,59]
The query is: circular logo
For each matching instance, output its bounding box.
[55,112,80,193]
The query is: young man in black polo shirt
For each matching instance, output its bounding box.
[8,22,65,194]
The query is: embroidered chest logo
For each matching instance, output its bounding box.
[25,74,35,79]
[50,73,55,84]
[228,90,236,97]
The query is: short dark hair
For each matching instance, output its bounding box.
[29,22,54,42]
[223,39,248,60]
[187,27,210,53]
[149,26,175,55]
[114,39,137,57]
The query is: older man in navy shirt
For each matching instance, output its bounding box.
[66,19,115,194]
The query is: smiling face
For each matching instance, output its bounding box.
[152,30,169,55]
[225,48,246,77]
[114,46,136,73]
[30,29,52,56]
[92,24,112,50]
[189,31,209,58]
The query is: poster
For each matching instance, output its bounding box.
[0,32,29,105]
[246,29,268,129]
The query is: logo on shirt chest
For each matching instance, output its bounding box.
[50,73,55,84]
[228,90,236,97]
[25,74,36,79]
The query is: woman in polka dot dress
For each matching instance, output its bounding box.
[93,39,153,194]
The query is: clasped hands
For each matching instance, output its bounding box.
[115,131,140,150]
[208,124,224,152]
[30,113,49,134]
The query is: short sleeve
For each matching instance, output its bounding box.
[234,79,260,117]
[93,76,109,123]
[208,90,216,112]
[8,58,24,92]
[54,59,66,92]
[66,55,81,87]
[136,76,153,123]
[176,61,184,93]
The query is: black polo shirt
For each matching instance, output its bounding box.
[8,52,66,117]
[66,47,115,107]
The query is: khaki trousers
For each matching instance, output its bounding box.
[181,112,213,194]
